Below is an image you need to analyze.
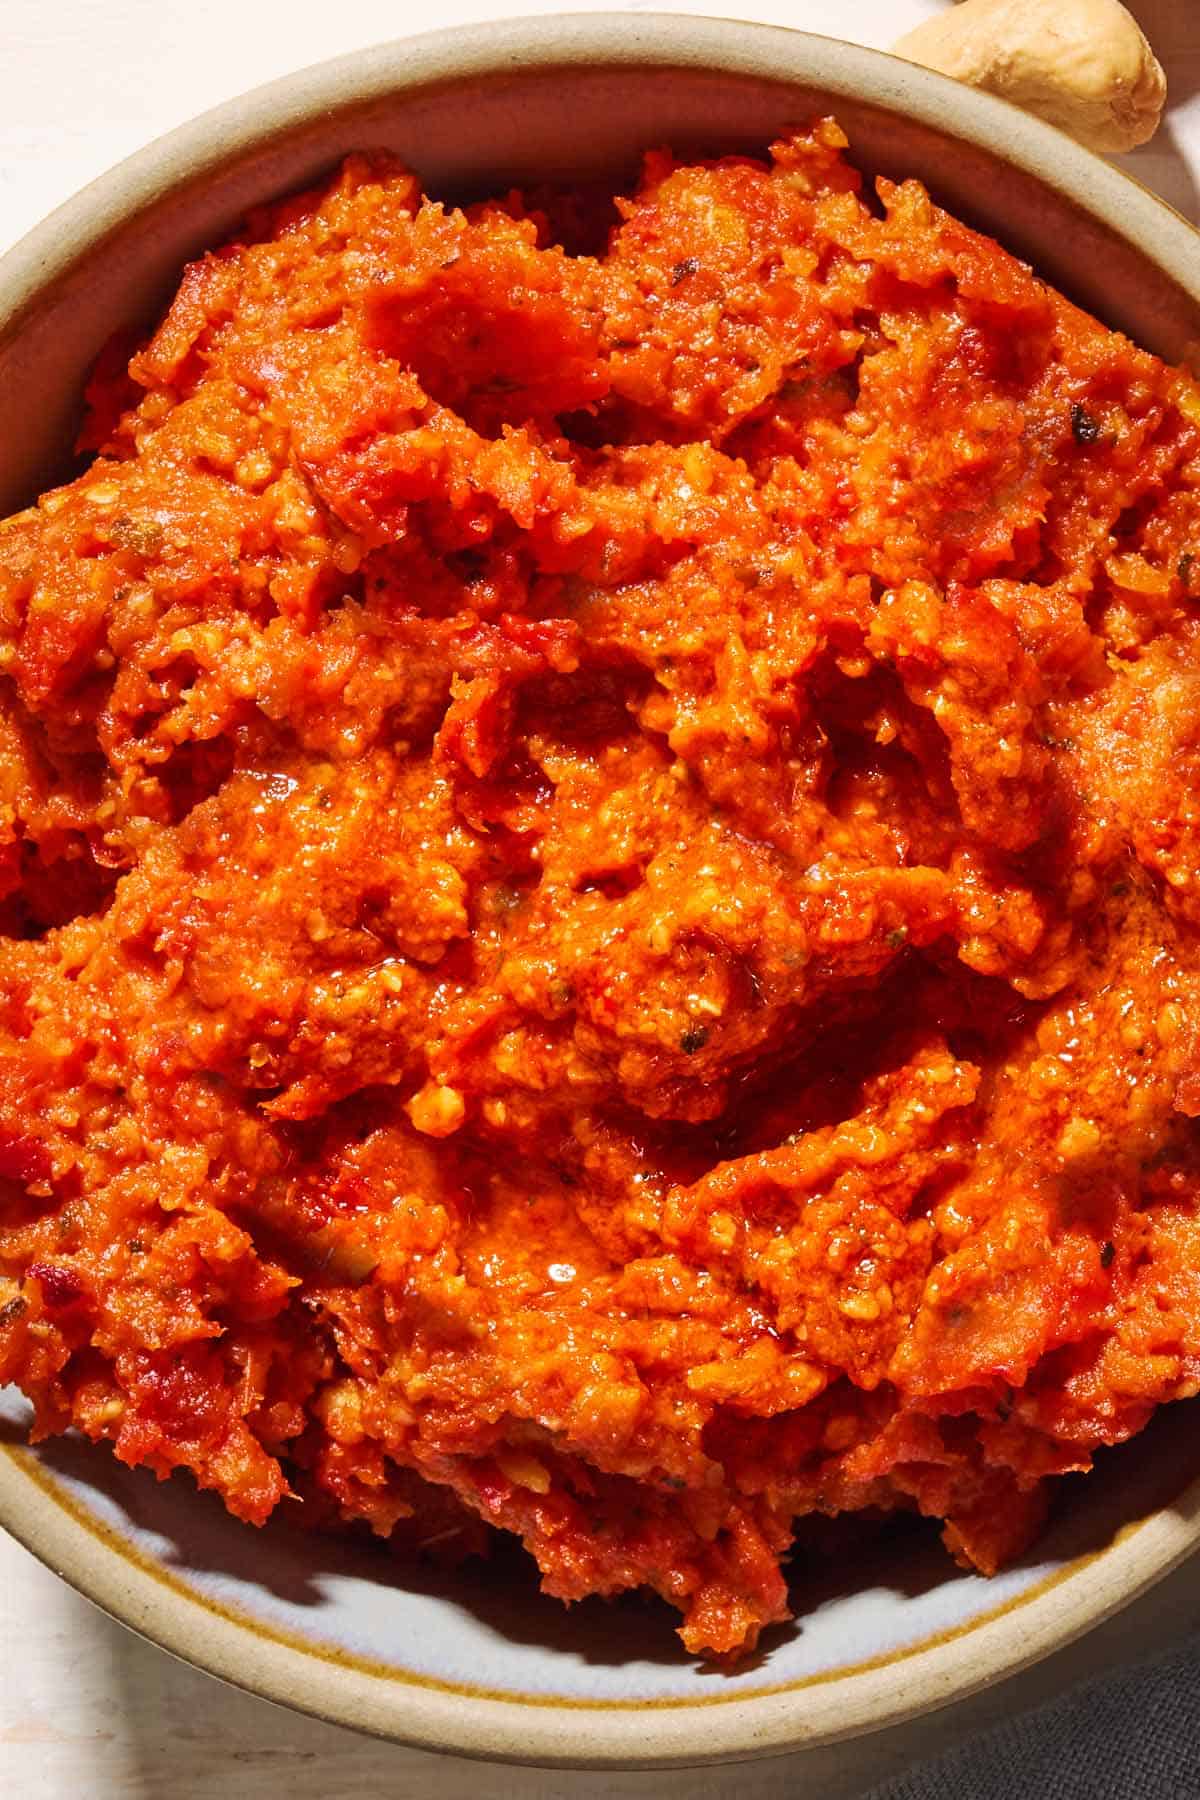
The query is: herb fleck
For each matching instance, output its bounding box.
[1071,404,1101,445]
[1100,1240,1116,1268]
[671,257,700,286]
[680,1026,709,1055]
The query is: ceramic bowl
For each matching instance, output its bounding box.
[1,13,1199,1770]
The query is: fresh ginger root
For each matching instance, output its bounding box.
[892,0,1166,155]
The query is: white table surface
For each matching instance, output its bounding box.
[2,3,1198,1795]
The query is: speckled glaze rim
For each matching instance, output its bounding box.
[0,12,1199,1770]
[4,1434,1200,1769]
[0,12,1197,375]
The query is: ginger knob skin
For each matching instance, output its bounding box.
[892,0,1167,155]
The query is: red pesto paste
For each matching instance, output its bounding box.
[2,121,1200,1658]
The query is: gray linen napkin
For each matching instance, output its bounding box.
[865,1633,1200,1799]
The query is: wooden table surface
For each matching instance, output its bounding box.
[3,2,1198,1793]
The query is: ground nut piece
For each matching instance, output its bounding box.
[892,0,1166,154]
[406,1081,466,1138]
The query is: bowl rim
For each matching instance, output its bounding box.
[1,10,1199,1770]
[5,1428,1200,1769]
[1,11,1198,354]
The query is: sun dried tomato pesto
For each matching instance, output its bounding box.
[2,121,1200,1658]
